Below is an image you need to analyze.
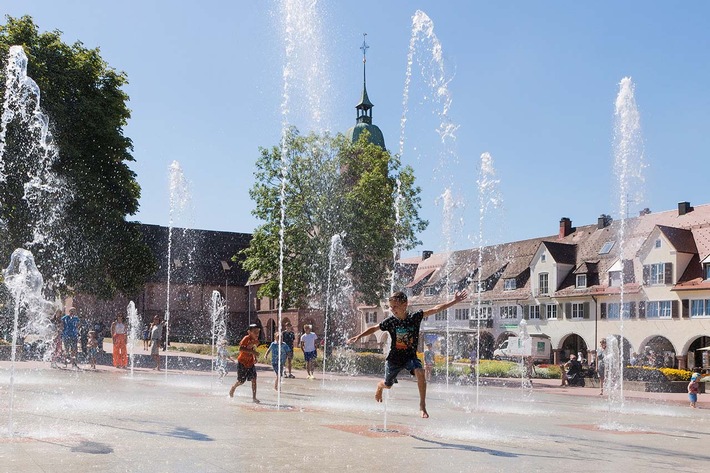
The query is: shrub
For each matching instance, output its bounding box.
[659,367,695,381]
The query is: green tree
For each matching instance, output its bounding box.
[242,129,427,310]
[0,15,156,298]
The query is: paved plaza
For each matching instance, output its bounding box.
[1,352,709,473]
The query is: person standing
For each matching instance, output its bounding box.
[597,339,607,395]
[228,324,261,403]
[688,373,700,408]
[111,314,128,369]
[149,316,164,370]
[347,289,468,418]
[50,309,64,369]
[86,330,99,370]
[215,338,235,381]
[93,319,105,352]
[263,332,291,391]
[78,317,89,358]
[300,324,318,380]
[282,322,296,378]
[61,308,80,368]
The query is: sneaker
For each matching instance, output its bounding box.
[288,374,295,379]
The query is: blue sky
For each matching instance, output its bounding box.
[3,1,710,257]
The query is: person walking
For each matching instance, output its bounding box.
[347,290,468,418]
[300,324,318,380]
[111,314,128,369]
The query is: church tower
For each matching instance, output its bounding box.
[345,34,386,150]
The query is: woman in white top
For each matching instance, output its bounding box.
[111,314,128,369]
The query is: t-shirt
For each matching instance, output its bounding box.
[237,335,259,368]
[301,332,317,352]
[61,315,80,338]
[282,330,295,348]
[379,310,424,364]
[150,323,163,341]
[269,341,291,365]
[424,349,434,365]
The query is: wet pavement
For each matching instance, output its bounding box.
[1,352,708,473]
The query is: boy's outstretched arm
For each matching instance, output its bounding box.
[422,290,468,318]
[347,325,380,344]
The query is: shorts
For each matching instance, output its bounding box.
[286,347,294,360]
[62,337,78,352]
[271,363,284,375]
[384,357,423,387]
[304,350,317,362]
[237,362,257,383]
[689,393,698,403]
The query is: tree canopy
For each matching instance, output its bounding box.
[0,15,156,298]
[242,129,427,309]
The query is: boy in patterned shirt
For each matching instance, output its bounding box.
[348,290,467,418]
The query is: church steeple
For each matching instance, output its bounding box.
[356,33,374,125]
[345,33,386,150]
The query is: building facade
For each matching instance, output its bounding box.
[354,202,710,371]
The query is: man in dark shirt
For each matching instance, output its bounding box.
[282,322,296,378]
[348,289,467,418]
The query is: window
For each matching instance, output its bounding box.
[424,286,437,296]
[704,264,710,281]
[540,253,546,262]
[646,301,672,319]
[576,274,587,288]
[655,239,662,248]
[599,241,615,254]
[475,281,487,293]
[609,271,621,287]
[529,305,541,319]
[650,263,665,285]
[538,273,549,295]
[607,302,633,319]
[472,306,492,319]
[269,298,276,310]
[365,312,377,324]
[546,305,558,320]
[434,311,447,321]
[571,302,585,319]
[500,306,518,319]
[504,279,516,291]
[691,299,710,317]
[454,308,469,320]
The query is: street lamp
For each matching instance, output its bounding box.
[220,261,231,314]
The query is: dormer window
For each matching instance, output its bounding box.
[424,286,437,296]
[504,279,516,291]
[609,271,621,287]
[538,273,549,295]
[704,263,710,281]
[576,274,587,288]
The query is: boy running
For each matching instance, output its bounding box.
[348,290,467,418]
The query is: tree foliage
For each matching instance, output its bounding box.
[242,129,427,308]
[0,15,156,298]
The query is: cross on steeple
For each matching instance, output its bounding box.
[360,33,369,64]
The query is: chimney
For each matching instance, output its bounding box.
[678,201,692,216]
[597,214,612,229]
[559,217,572,239]
[422,250,433,260]
[638,208,651,217]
